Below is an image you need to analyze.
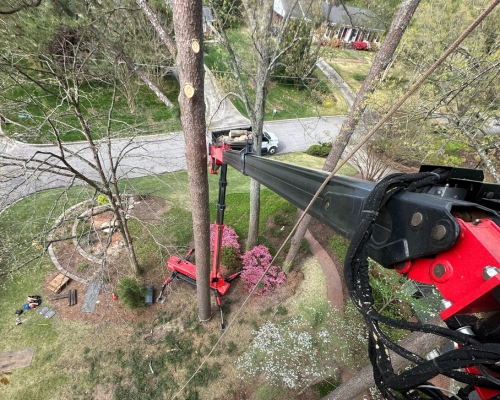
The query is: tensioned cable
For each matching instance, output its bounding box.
[171,1,500,398]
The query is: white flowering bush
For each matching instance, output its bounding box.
[235,303,369,389]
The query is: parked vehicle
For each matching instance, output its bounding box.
[262,131,279,155]
[211,128,279,155]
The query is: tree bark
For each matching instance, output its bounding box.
[284,0,422,270]
[247,178,261,249]
[173,0,212,322]
[283,213,311,273]
[324,0,422,171]
[322,317,448,400]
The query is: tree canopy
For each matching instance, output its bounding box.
[367,0,500,180]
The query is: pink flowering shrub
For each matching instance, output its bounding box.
[241,245,286,295]
[353,40,368,51]
[210,224,240,252]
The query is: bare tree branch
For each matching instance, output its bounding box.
[135,0,176,59]
[114,48,174,108]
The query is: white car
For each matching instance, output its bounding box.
[262,131,279,155]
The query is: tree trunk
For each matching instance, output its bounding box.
[173,0,212,322]
[324,0,422,171]
[474,142,500,183]
[247,178,261,249]
[245,0,274,249]
[283,213,312,272]
[73,93,142,274]
[107,192,140,274]
[322,317,448,400]
[284,0,422,270]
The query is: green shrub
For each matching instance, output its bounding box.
[306,142,332,157]
[117,278,146,309]
[273,209,295,226]
[352,72,367,82]
[276,305,288,316]
[270,226,287,238]
[299,238,310,253]
[186,362,220,387]
[226,341,238,356]
[221,246,241,273]
[76,262,88,272]
[257,235,275,255]
[314,378,340,397]
[313,79,331,94]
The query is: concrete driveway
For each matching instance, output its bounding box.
[264,116,345,153]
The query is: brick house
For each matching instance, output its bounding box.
[322,2,384,44]
[272,1,384,44]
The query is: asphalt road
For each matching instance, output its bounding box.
[0,116,346,209]
[264,116,345,153]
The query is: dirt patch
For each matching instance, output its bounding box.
[44,196,177,324]
[141,318,184,341]
[128,195,171,223]
[42,271,162,324]
[50,195,169,282]
[93,384,114,400]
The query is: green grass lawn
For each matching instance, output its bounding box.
[0,151,359,399]
[320,46,358,60]
[328,60,371,93]
[1,151,355,279]
[204,28,348,119]
[1,76,182,144]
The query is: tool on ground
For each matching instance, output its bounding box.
[15,309,23,325]
[51,289,77,306]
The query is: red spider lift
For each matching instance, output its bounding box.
[156,148,239,329]
[157,139,500,398]
[207,142,500,399]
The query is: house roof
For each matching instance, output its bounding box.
[322,2,384,31]
[202,6,214,22]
